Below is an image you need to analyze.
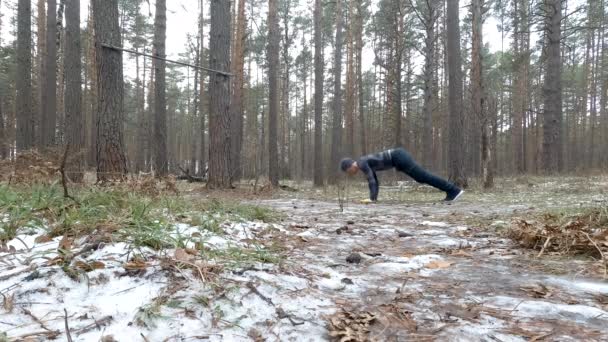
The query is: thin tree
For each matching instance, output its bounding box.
[16,0,33,151]
[65,0,83,181]
[344,0,355,157]
[231,0,247,182]
[409,0,439,169]
[0,0,4,158]
[207,0,232,188]
[471,0,491,188]
[153,0,168,177]
[92,0,128,181]
[356,0,366,155]
[42,0,58,147]
[268,0,280,186]
[199,0,207,176]
[511,0,529,174]
[446,0,467,187]
[36,0,46,147]
[313,0,324,186]
[329,0,344,184]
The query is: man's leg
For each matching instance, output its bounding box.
[407,165,458,193]
[392,149,460,195]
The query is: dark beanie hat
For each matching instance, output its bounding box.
[340,158,355,172]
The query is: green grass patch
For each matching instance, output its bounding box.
[0,184,279,250]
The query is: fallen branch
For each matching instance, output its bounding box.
[177,165,206,183]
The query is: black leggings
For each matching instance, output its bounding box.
[390,148,456,193]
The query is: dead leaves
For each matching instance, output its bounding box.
[123,259,149,271]
[328,310,377,342]
[73,260,106,272]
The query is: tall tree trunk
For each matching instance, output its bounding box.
[231,0,246,182]
[153,0,168,177]
[56,0,66,144]
[92,0,128,182]
[280,1,292,180]
[36,0,46,148]
[471,0,489,187]
[511,0,528,174]
[344,0,355,157]
[135,48,146,172]
[16,0,33,151]
[86,6,97,167]
[420,1,438,169]
[268,0,280,186]
[65,0,83,181]
[0,0,4,159]
[199,0,206,175]
[542,0,563,173]
[356,0,366,155]
[329,0,344,184]
[313,0,324,186]
[42,0,58,147]
[446,0,467,187]
[191,43,200,172]
[207,0,232,188]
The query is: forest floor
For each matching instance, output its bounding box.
[1,176,608,341]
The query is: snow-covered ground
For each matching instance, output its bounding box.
[2,192,608,341]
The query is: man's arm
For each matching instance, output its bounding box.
[361,164,379,201]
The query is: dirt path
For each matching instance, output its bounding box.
[258,198,608,341]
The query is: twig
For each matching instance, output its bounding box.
[64,308,73,342]
[73,315,113,335]
[0,265,35,282]
[537,236,552,258]
[141,332,151,342]
[22,308,52,332]
[8,330,61,340]
[59,144,79,204]
[583,232,607,276]
[246,282,274,306]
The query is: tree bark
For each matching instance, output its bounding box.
[65,0,83,181]
[153,0,168,177]
[313,0,324,186]
[92,0,128,182]
[16,0,34,151]
[207,0,232,188]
